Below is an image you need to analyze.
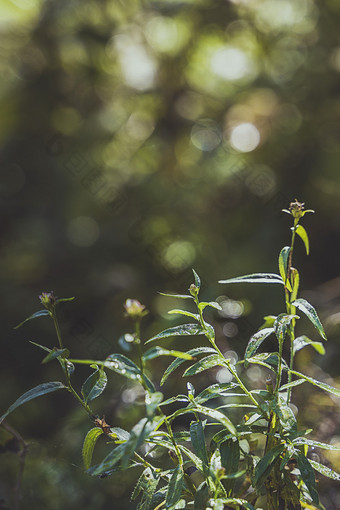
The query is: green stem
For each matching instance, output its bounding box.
[284,218,299,403]
[194,294,267,418]
[52,310,93,416]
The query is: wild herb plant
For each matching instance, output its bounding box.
[2,200,340,510]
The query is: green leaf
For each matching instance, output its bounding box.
[293,335,325,355]
[145,391,163,417]
[104,354,142,380]
[296,453,319,504]
[199,301,222,312]
[159,292,193,300]
[146,324,205,344]
[88,443,126,476]
[220,438,240,494]
[193,403,236,435]
[273,394,297,432]
[213,499,255,510]
[168,309,199,320]
[42,348,69,364]
[183,354,224,377]
[292,438,340,451]
[0,382,66,424]
[136,468,160,510]
[81,367,107,403]
[110,427,130,441]
[192,269,201,290]
[309,459,340,481]
[279,379,306,391]
[166,465,184,509]
[290,268,300,302]
[194,481,209,510]
[122,418,161,468]
[142,347,194,362]
[291,298,327,341]
[179,445,204,471]
[278,246,292,290]
[14,309,50,329]
[161,347,216,386]
[30,341,51,353]
[289,370,340,397]
[219,273,284,285]
[253,444,285,489]
[56,297,75,303]
[274,314,299,342]
[159,395,189,406]
[296,224,310,255]
[82,427,104,469]
[244,328,274,364]
[246,352,286,371]
[195,382,240,404]
[190,421,209,467]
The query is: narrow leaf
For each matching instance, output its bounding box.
[220,438,240,494]
[199,301,222,311]
[278,246,292,291]
[42,348,69,364]
[56,297,75,303]
[293,438,340,451]
[193,404,236,435]
[274,314,299,342]
[145,391,163,417]
[192,269,201,290]
[104,354,141,380]
[296,453,319,504]
[88,443,126,476]
[289,370,340,397]
[215,498,255,510]
[195,382,239,404]
[219,273,284,285]
[159,292,193,300]
[290,268,300,302]
[309,459,340,481]
[14,309,50,329]
[82,427,104,469]
[142,347,194,362]
[0,382,66,424]
[244,328,274,363]
[253,444,285,488]
[194,481,209,510]
[296,224,310,255]
[146,324,205,344]
[168,309,199,320]
[161,347,216,386]
[190,421,209,467]
[293,335,325,355]
[81,367,107,403]
[166,465,184,509]
[183,354,224,377]
[292,298,327,341]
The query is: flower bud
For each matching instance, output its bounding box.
[124,299,148,320]
[39,291,56,311]
[289,199,305,219]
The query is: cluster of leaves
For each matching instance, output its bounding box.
[1,201,340,510]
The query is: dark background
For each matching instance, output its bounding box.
[1,0,340,508]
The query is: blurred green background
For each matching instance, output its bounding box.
[1,0,340,508]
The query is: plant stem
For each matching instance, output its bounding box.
[52,310,93,416]
[194,295,267,418]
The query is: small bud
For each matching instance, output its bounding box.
[39,292,56,311]
[124,299,148,320]
[289,199,305,219]
[189,284,198,297]
[266,375,273,394]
